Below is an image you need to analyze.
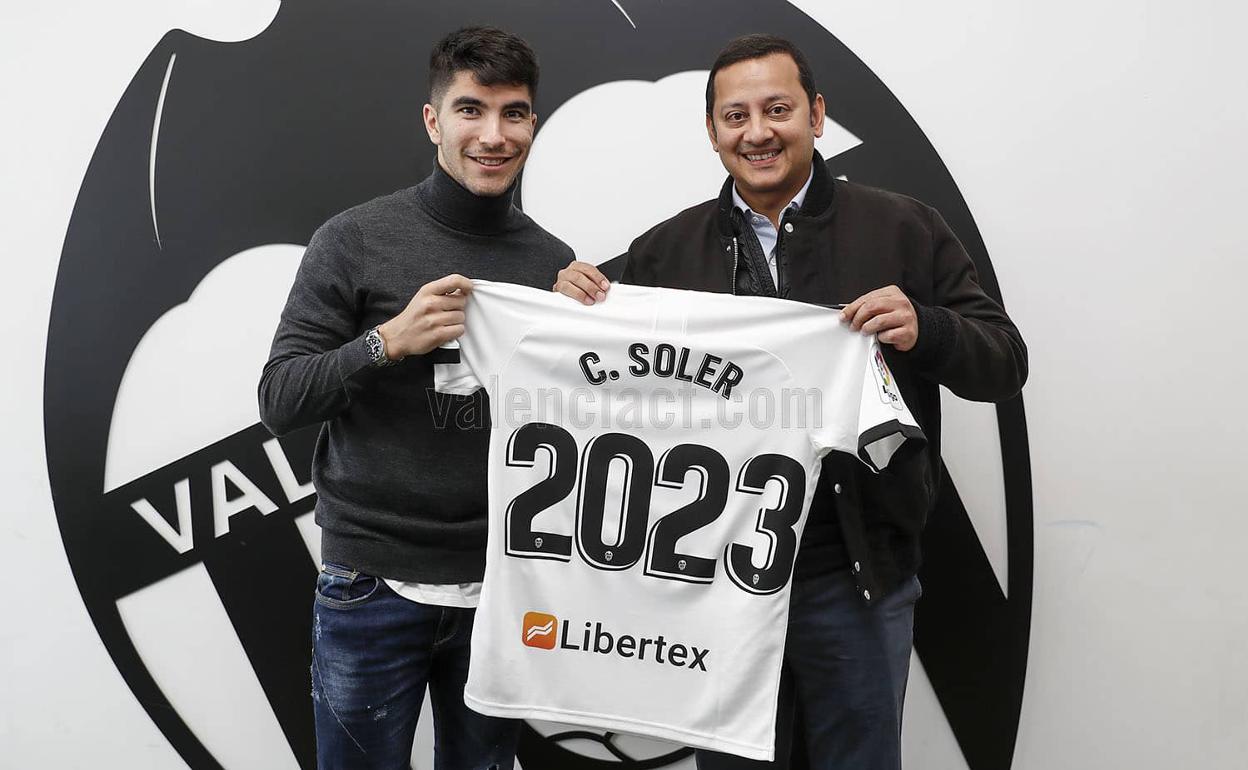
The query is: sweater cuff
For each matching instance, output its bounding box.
[336,332,374,384]
[907,302,957,371]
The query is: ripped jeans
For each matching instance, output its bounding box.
[310,563,518,770]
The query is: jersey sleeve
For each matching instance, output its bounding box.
[431,340,481,395]
[812,334,926,472]
[854,339,925,471]
[432,281,540,397]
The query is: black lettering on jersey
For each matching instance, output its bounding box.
[628,344,744,400]
[555,619,709,671]
[560,620,580,650]
[653,344,676,377]
[725,454,805,595]
[646,444,728,584]
[712,362,744,400]
[628,343,650,376]
[673,347,694,382]
[594,622,614,653]
[669,644,687,666]
[579,351,607,385]
[576,433,653,570]
[504,423,576,561]
[688,647,709,671]
[694,354,722,389]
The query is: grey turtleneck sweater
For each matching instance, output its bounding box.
[259,164,574,582]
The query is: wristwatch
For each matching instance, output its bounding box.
[364,326,396,367]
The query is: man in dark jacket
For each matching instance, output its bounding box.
[260,27,573,770]
[555,34,1027,770]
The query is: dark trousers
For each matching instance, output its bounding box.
[310,563,519,770]
[696,572,921,770]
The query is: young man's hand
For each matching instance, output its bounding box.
[377,274,473,359]
[554,261,610,305]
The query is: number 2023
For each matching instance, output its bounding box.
[504,422,806,595]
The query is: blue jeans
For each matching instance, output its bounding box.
[310,563,519,770]
[696,572,921,770]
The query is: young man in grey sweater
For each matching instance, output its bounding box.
[259,27,573,769]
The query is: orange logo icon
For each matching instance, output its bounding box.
[522,612,558,650]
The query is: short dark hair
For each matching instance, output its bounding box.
[428,26,539,107]
[705,34,818,115]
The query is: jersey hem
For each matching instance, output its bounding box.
[857,419,926,471]
[463,693,774,762]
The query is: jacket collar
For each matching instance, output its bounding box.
[715,150,834,238]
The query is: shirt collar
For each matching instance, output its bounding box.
[731,164,815,221]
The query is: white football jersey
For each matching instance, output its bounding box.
[435,280,923,760]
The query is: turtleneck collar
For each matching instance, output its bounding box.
[415,159,519,235]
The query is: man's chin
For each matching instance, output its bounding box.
[463,175,517,198]
[734,171,788,196]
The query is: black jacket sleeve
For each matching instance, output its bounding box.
[257,220,374,436]
[620,241,640,285]
[904,208,1029,402]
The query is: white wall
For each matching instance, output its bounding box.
[3,1,1246,768]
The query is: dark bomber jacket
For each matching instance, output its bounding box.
[621,155,1027,602]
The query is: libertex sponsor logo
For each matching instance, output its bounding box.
[522,612,558,649]
[521,612,709,671]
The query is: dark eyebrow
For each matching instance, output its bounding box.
[721,95,791,112]
[450,96,532,113]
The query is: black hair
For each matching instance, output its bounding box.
[705,34,818,115]
[429,26,539,106]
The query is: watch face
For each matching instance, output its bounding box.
[366,329,386,364]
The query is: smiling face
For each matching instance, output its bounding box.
[423,70,537,197]
[706,53,825,214]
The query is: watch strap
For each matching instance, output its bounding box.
[364,327,395,367]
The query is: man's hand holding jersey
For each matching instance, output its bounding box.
[377,273,474,360]
[839,285,919,352]
[554,260,610,305]
[554,260,919,351]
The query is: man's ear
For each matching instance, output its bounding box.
[706,113,718,152]
[423,103,441,145]
[810,93,826,139]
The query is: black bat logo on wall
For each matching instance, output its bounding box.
[45,1,1032,768]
